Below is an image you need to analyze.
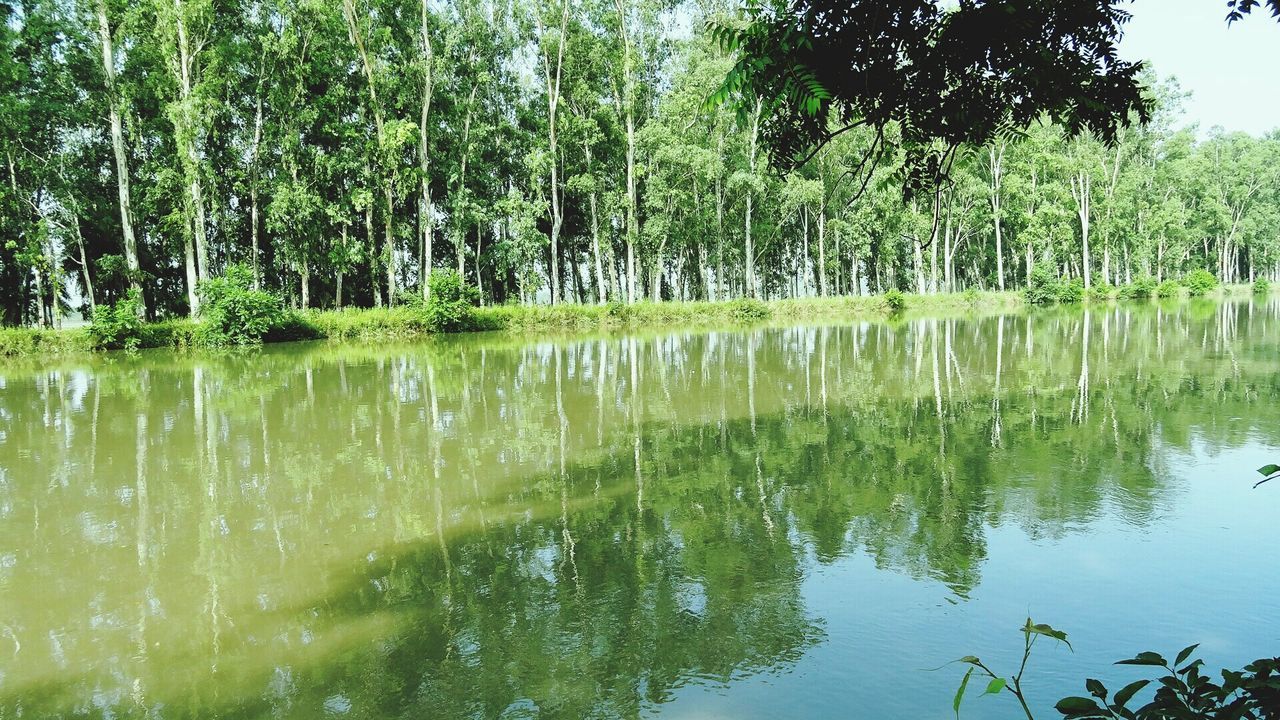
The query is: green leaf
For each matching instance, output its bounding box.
[1025,619,1073,650]
[1175,643,1200,666]
[983,677,1006,696]
[1085,678,1107,700]
[1112,679,1149,707]
[954,667,973,719]
[1055,696,1103,715]
[1257,463,1280,477]
[957,655,981,665]
[1116,651,1167,667]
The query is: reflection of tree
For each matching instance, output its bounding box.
[2,300,1280,717]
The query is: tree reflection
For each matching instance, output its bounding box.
[1,300,1279,718]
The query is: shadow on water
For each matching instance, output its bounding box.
[2,298,1280,718]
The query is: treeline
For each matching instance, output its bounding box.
[4,0,1280,327]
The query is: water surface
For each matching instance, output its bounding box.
[2,300,1279,718]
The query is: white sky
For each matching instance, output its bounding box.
[1120,0,1280,136]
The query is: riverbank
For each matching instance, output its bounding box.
[0,284,1262,359]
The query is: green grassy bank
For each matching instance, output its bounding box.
[0,283,1264,360]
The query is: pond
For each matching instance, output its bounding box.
[2,299,1279,719]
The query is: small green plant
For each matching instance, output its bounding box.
[727,297,771,323]
[1182,269,1218,297]
[1155,279,1181,298]
[962,287,980,305]
[1253,277,1271,295]
[88,288,145,350]
[951,619,1071,720]
[196,264,286,345]
[1025,265,1061,305]
[1056,278,1085,304]
[883,288,906,313]
[424,269,481,333]
[1119,276,1157,300]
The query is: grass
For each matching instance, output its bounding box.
[0,284,1256,360]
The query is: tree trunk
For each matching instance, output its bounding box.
[989,144,1005,291]
[744,100,761,298]
[96,0,145,314]
[419,0,434,300]
[173,0,210,302]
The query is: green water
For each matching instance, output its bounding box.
[2,300,1279,719]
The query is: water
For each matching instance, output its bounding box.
[2,299,1278,719]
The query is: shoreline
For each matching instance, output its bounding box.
[0,286,1263,361]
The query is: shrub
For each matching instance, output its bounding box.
[1086,283,1114,302]
[392,288,427,308]
[196,264,286,345]
[1056,278,1085,304]
[1253,277,1271,295]
[727,297,771,323]
[604,300,633,324]
[1156,279,1181,298]
[962,287,980,305]
[883,288,906,313]
[424,269,482,333]
[1182,268,1218,297]
[1024,265,1060,305]
[1119,275,1157,300]
[88,289,146,350]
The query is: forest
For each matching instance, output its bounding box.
[3,0,1280,327]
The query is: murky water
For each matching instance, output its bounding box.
[2,299,1279,719]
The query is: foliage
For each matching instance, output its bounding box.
[952,619,1073,720]
[962,288,981,305]
[1054,652,1280,719]
[424,270,483,333]
[708,0,1150,194]
[1026,266,1061,306]
[1087,284,1114,302]
[727,298,772,323]
[88,289,146,351]
[1156,280,1182,299]
[1253,278,1271,295]
[883,289,906,313]
[1183,270,1220,297]
[1120,276,1158,300]
[954,621,1280,720]
[196,265,287,346]
[1057,279,1086,304]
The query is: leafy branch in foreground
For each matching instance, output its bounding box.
[1255,463,1280,488]
[952,620,1280,719]
[952,618,1072,720]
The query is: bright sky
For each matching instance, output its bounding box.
[1120,0,1280,136]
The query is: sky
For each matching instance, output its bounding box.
[1120,0,1280,136]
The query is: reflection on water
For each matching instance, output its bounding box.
[2,299,1279,718]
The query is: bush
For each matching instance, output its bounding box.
[88,289,146,350]
[962,287,980,305]
[196,264,286,345]
[1182,269,1218,297]
[883,288,906,313]
[1056,278,1085,304]
[1086,283,1114,302]
[424,269,482,333]
[727,297,771,323]
[1253,277,1271,295]
[604,300,633,324]
[1119,275,1157,300]
[1025,265,1060,305]
[1156,279,1181,298]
